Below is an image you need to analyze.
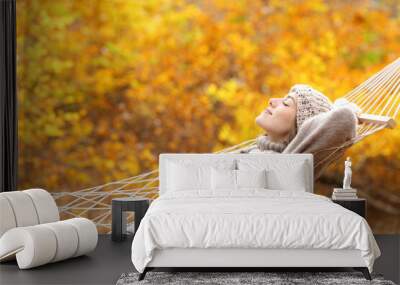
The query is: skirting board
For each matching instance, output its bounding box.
[148,248,366,267]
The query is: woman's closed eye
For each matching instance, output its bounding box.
[283,96,296,107]
[283,100,289,107]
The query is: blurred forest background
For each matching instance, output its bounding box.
[17,0,400,233]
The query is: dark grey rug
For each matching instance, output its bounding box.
[116,271,396,285]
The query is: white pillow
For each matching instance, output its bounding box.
[237,158,307,191]
[211,168,268,191]
[165,158,236,193]
[167,162,211,191]
[266,166,306,191]
[236,169,267,189]
[211,168,236,190]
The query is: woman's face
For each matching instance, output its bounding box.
[255,94,297,140]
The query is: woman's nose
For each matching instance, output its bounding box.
[269,98,281,108]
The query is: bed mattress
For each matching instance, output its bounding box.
[131,190,380,273]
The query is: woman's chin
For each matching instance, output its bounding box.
[255,122,268,132]
[255,115,263,125]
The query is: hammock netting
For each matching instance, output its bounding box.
[52,58,400,233]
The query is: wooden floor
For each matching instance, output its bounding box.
[0,235,399,285]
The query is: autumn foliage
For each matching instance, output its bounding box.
[17,0,400,232]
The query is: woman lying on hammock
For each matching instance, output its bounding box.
[241,84,359,180]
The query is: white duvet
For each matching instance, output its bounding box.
[131,190,380,273]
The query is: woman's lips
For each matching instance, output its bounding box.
[264,108,272,115]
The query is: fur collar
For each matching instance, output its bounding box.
[256,135,287,153]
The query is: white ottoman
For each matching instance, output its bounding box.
[0,189,98,269]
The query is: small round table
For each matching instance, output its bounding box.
[111,197,149,242]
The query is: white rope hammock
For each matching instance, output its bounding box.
[52,57,400,232]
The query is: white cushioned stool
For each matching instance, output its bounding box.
[0,189,98,269]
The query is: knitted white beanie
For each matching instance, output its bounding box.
[289,84,333,132]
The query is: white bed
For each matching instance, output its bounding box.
[131,153,380,280]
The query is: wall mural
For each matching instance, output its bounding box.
[16,0,400,233]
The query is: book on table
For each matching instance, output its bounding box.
[332,188,358,200]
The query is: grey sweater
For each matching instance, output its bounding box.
[241,107,358,181]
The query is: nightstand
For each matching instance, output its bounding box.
[332,198,366,218]
[111,197,150,241]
